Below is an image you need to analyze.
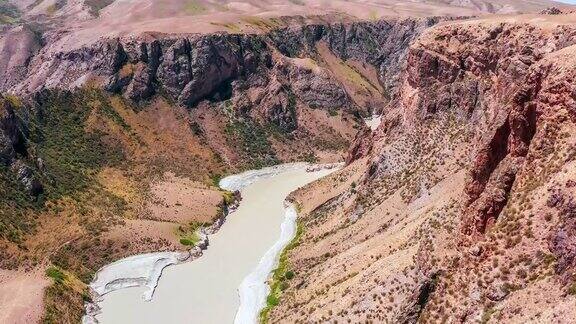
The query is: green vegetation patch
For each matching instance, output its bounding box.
[0,165,39,243]
[297,151,318,164]
[46,0,66,15]
[85,0,114,16]
[569,282,576,295]
[339,61,379,95]
[225,119,279,170]
[480,307,497,324]
[46,266,66,284]
[210,22,242,33]
[0,0,20,25]
[34,89,125,199]
[241,16,282,32]
[179,236,198,246]
[259,221,304,323]
[210,173,223,187]
[90,91,131,131]
[43,266,89,324]
[0,89,127,242]
[177,222,202,247]
[222,190,235,205]
[184,0,207,15]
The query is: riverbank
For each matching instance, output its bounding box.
[234,203,299,324]
[84,163,338,323]
[82,192,237,323]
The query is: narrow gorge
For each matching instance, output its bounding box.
[1,1,575,323]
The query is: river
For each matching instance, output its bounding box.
[90,163,335,324]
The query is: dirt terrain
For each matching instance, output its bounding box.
[0,269,48,324]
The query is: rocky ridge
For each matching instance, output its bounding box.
[2,17,446,112]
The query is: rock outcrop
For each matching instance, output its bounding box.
[0,95,42,195]
[540,7,563,15]
[399,20,576,236]
[0,96,21,165]
[270,17,448,107]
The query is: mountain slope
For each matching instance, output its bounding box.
[270,12,576,323]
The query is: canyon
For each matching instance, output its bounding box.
[1,0,576,323]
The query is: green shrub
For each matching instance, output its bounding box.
[35,89,124,199]
[46,266,65,284]
[225,120,279,170]
[0,165,38,241]
[179,238,195,246]
[260,222,304,322]
[0,0,20,24]
[279,281,289,291]
[266,295,279,306]
[42,276,87,324]
[222,191,235,205]
[210,173,222,187]
[84,0,114,15]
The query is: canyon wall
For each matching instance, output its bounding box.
[271,15,576,323]
[2,17,446,114]
[0,17,443,192]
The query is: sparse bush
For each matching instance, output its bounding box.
[179,238,196,246]
[266,295,279,306]
[568,282,576,295]
[46,266,65,283]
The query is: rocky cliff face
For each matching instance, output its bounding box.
[271,15,576,323]
[0,16,447,208]
[269,17,446,107]
[0,96,43,195]
[400,19,576,322]
[1,17,445,119]
[0,97,21,165]
[404,21,576,237]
